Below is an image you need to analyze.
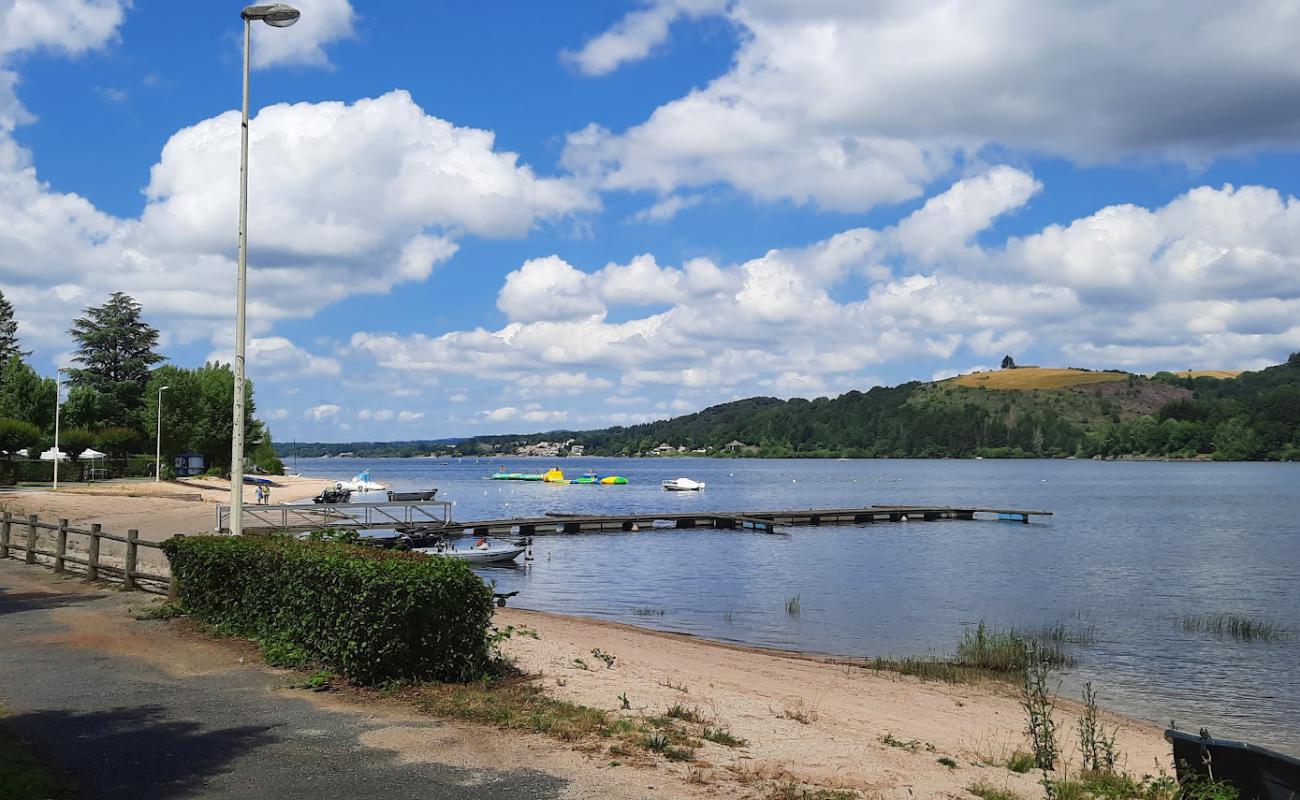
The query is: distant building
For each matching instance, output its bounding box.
[174,452,205,477]
[725,440,749,451]
[569,444,585,456]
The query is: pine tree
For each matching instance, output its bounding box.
[0,289,29,361]
[67,292,164,427]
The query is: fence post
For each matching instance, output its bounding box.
[54,518,68,572]
[1,511,10,559]
[87,523,101,581]
[25,515,37,564]
[124,529,138,590]
[167,533,181,601]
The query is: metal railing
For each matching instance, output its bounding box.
[215,500,454,533]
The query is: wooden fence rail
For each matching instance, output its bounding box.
[0,511,175,597]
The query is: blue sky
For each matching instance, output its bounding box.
[2,1,1299,442]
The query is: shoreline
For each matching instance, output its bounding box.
[492,605,1170,797]
[0,477,1176,796]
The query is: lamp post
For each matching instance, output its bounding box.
[230,3,300,535]
[155,385,170,483]
[52,368,65,490]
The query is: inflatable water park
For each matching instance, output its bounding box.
[490,468,627,485]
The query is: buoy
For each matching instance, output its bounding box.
[901,514,909,521]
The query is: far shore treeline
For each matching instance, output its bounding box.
[287,355,1300,462]
[0,289,281,483]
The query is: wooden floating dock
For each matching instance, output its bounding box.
[418,504,1051,539]
[217,501,1050,536]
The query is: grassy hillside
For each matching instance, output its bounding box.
[950,367,1128,390]
[448,355,1300,461]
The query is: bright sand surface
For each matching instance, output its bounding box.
[0,484,1172,797]
[494,607,1171,798]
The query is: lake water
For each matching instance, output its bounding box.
[293,456,1300,752]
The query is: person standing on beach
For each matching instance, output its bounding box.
[262,485,271,505]
[255,485,264,505]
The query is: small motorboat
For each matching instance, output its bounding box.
[1166,728,1300,799]
[312,487,351,504]
[416,540,526,565]
[663,477,705,491]
[387,489,437,502]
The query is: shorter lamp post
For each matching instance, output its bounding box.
[155,385,170,482]
[53,368,65,490]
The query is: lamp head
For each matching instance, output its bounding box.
[242,3,300,27]
[160,385,171,392]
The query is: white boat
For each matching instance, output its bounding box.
[332,470,389,503]
[416,543,525,565]
[662,477,706,491]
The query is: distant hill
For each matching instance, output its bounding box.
[273,438,464,459]
[450,355,1300,461]
[1172,370,1242,379]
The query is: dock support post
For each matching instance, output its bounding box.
[54,518,68,572]
[1,511,10,559]
[124,529,138,590]
[25,515,37,564]
[87,524,101,581]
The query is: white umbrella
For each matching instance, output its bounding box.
[39,448,69,461]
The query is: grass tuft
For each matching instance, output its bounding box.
[967,780,1026,800]
[131,601,186,621]
[631,607,666,617]
[957,622,1072,671]
[1179,614,1287,642]
[767,781,859,800]
[785,595,802,615]
[702,726,746,747]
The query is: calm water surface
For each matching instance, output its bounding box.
[295,456,1300,752]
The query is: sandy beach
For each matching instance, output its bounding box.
[0,481,1173,797]
[493,607,1170,798]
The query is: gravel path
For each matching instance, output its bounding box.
[0,560,567,800]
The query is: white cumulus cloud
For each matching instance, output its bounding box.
[564,1,1300,212]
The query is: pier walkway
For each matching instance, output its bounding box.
[215,501,1050,536]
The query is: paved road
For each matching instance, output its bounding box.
[0,560,568,799]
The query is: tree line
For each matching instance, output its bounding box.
[0,289,281,482]
[450,355,1300,461]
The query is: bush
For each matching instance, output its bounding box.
[161,534,495,684]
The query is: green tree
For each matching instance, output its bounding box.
[143,362,260,471]
[251,428,285,475]
[56,427,97,461]
[95,426,141,458]
[67,292,164,428]
[0,418,41,483]
[0,289,29,361]
[0,356,55,430]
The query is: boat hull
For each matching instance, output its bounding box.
[416,546,525,564]
[1166,729,1300,800]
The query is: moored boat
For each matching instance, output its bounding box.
[663,477,705,491]
[416,542,526,564]
[1166,728,1300,799]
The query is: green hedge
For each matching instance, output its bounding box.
[161,535,495,684]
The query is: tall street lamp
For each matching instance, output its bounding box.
[155,385,170,483]
[230,3,300,535]
[52,368,65,490]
